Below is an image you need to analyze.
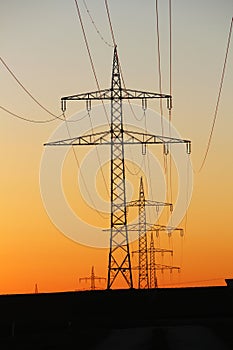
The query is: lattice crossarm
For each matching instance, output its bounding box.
[44,130,110,146]
[61,88,112,101]
[121,88,171,100]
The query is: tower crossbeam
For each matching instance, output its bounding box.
[61,88,171,103]
[45,130,191,151]
[104,223,183,236]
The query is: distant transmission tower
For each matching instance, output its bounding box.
[148,230,180,288]
[79,266,106,290]
[45,46,191,289]
[127,177,181,289]
[127,177,172,289]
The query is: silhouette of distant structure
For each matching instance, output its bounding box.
[128,177,172,288]
[128,177,180,289]
[79,266,106,290]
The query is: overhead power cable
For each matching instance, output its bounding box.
[0,105,59,123]
[61,110,108,219]
[168,0,172,112]
[104,0,116,47]
[168,0,173,218]
[155,0,171,218]
[1,56,108,217]
[0,56,62,120]
[155,0,170,183]
[155,0,164,138]
[198,17,233,172]
[74,0,110,127]
[73,0,111,205]
[0,105,89,124]
[0,56,91,124]
[160,277,229,287]
[83,0,113,48]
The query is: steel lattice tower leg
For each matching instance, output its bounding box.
[91,265,95,290]
[108,47,133,289]
[149,232,158,288]
[138,177,149,289]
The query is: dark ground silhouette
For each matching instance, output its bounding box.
[0,285,233,349]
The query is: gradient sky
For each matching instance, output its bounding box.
[1,0,233,294]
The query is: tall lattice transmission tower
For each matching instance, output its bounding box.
[45,46,191,289]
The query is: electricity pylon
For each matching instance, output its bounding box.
[127,176,172,289]
[148,231,180,288]
[44,46,191,289]
[79,266,106,291]
[127,177,181,289]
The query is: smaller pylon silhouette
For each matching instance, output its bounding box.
[148,231,180,288]
[127,177,173,289]
[126,177,182,289]
[35,283,38,294]
[79,266,106,290]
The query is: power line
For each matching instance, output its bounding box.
[73,0,110,127]
[125,154,145,176]
[1,7,109,218]
[0,56,61,120]
[198,17,233,172]
[184,155,191,235]
[144,110,154,203]
[0,56,91,124]
[155,0,164,138]
[168,0,173,220]
[104,0,169,205]
[73,0,111,201]
[87,109,110,199]
[1,53,108,216]
[160,277,228,287]
[0,104,90,124]
[104,0,116,47]
[61,110,109,220]
[104,0,147,178]
[73,0,112,195]
[118,69,145,177]
[0,105,59,123]
[155,0,170,183]
[83,0,113,48]
[153,0,173,217]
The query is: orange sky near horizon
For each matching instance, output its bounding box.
[1,0,233,294]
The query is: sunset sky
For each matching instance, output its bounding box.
[1,0,233,294]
